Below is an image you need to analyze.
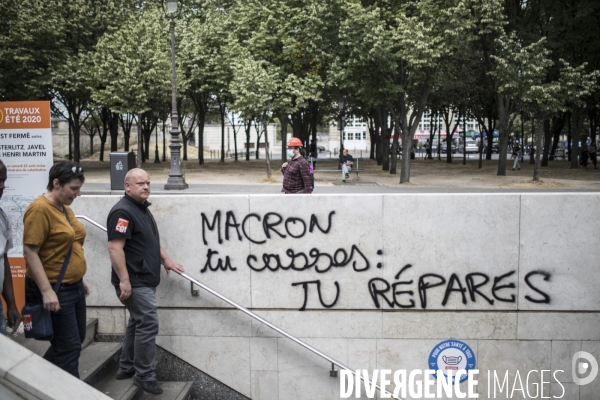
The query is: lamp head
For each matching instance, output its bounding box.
[162,0,181,18]
[337,97,344,111]
[167,0,178,13]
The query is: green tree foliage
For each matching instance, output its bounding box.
[92,5,170,115]
[178,1,231,165]
[2,0,599,179]
[0,0,63,100]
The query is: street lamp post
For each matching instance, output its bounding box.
[153,110,160,163]
[338,97,344,155]
[162,0,187,189]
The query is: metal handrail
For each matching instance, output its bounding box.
[76,214,402,400]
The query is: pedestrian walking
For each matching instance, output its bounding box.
[281,137,313,193]
[23,161,89,377]
[107,168,185,396]
[512,143,521,171]
[587,142,597,169]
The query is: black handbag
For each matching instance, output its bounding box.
[22,208,74,341]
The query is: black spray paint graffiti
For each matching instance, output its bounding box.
[197,210,554,311]
[247,245,370,273]
[368,265,550,309]
[291,280,340,311]
[200,249,236,273]
[201,210,335,246]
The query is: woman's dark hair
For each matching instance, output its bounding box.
[47,161,85,191]
[299,147,307,157]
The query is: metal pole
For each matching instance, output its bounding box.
[164,18,187,189]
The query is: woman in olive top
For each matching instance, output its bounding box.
[23,161,89,377]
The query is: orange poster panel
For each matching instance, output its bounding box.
[1,257,26,319]
[0,101,51,130]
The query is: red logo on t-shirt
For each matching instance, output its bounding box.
[115,218,129,233]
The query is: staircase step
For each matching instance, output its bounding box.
[83,318,98,348]
[95,376,193,400]
[138,381,194,400]
[81,341,122,383]
[94,369,139,400]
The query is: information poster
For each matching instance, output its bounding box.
[0,101,53,317]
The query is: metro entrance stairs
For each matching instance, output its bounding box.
[12,318,193,400]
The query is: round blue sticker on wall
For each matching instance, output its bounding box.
[428,340,476,384]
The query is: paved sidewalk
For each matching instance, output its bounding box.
[81,181,600,195]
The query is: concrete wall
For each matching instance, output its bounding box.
[72,193,600,400]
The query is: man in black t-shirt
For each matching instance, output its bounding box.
[106,168,184,396]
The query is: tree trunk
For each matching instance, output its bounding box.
[245,119,252,161]
[374,111,382,165]
[541,119,551,166]
[72,113,81,163]
[429,110,437,160]
[68,122,73,160]
[99,108,110,162]
[198,112,205,165]
[89,129,95,156]
[119,114,133,152]
[478,123,484,169]
[379,106,391,171]
[255,120,262,160]
[389,121,400,174]
[279,112,288,162]
[220,104,226,162]
[549,115,566,162]
[496,94,511,176]
[263,117,271,177]
[437,114,442,161]
[570,106,583,169]
[484,115,495,160]
[181,128,188,161]
[310,101,318,145]
[533,117,544,181]
[110,112,119,152]
[567,116,571,162]
[233,121,238,162]
[136,114,142,167]
[144,129,152,162]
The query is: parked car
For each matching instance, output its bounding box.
[441,142,457,154]
[484,143,500,154]
[317,145,326,153]
[459,140,479,154]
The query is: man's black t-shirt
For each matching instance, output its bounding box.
[107,194,161,288]
[340,154,354,165]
